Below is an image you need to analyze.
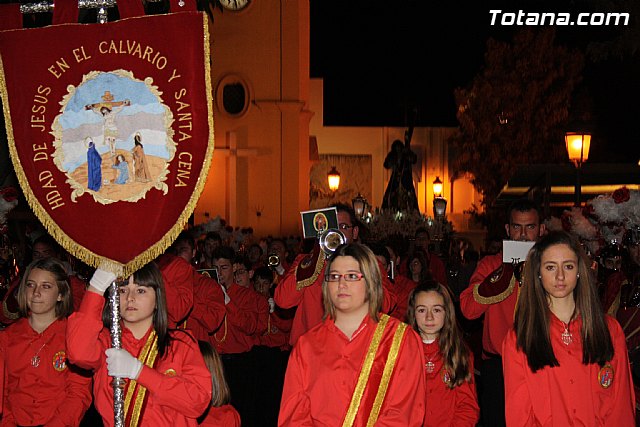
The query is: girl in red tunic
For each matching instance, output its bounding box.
[197,340,241,426]
[407,280,479,427]
[279,243,426,426]
[503,230,635,425]
[0,257,92,425]
[66,262,212,426]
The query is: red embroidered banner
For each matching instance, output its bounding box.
[0,12,214,276]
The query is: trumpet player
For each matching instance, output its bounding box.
[267,238,290,278]
[274,203,397,347]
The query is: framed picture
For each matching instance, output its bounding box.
[300,207,338,239]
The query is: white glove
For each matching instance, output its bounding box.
[105,348,143,380]
[268,297,275,313]
[90,268,117,294]
[220,283,230,305]
[275,264,285,276]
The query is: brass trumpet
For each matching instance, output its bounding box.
[294,228,346,285]
[268,253,281,268]
[318,228,346,255]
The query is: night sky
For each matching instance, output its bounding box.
[310,0,640,163]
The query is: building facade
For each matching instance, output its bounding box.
[201,2,484,245]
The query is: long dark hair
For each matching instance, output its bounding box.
[134,133,143,147]
[407,281,474,388]
[515,230,614,372]
[198,340,231,407]
[102,262,172,357]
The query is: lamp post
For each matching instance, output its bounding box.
[433,197,447,218]
[565,131,591,206]
[352,193,369,221]
[431,177,447,249]
[432,176,447,218]
[327,166,340,192]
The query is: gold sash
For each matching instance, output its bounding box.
[123,330,159,427]
[342,314,408,427]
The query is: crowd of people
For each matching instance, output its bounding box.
[0,198,637,426]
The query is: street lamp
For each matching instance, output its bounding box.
[352,193,369,220]
[327,166,340,192]
[432,176,443,198]
[565,131,591,206]
[431,176,448,246]
[432,176,447,218]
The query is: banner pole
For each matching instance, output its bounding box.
[108,281,125,427]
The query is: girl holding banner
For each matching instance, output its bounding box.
[278,243,426,426]
[66,263,212,426]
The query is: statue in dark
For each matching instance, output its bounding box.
[382,124,419,212]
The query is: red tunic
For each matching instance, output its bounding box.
[429,253,449,287]
[66,292,212,426]
[278,315,426,426]
[390,274,417,322]
[602,271,627,314]
[274,255,397,346]
[70,275,87,312]
[198,404,241,426]
[211,283,269,354]
[157,253,195,328]
[595,270,640,418]
[460,253,519,356]
[0,317,92,426]
[184,271,225,341]
[257,303,294,350]
[422,340,479,427]
[502,314,635,426]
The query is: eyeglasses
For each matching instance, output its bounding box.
[339,224,354,230]
[325,272,364,282]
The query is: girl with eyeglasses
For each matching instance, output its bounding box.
[503,230,635,425]
[278,243,426,426]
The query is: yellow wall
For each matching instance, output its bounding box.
[194,2,484,242]
[196,1,312,237]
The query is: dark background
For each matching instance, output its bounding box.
[309,0,640,163]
